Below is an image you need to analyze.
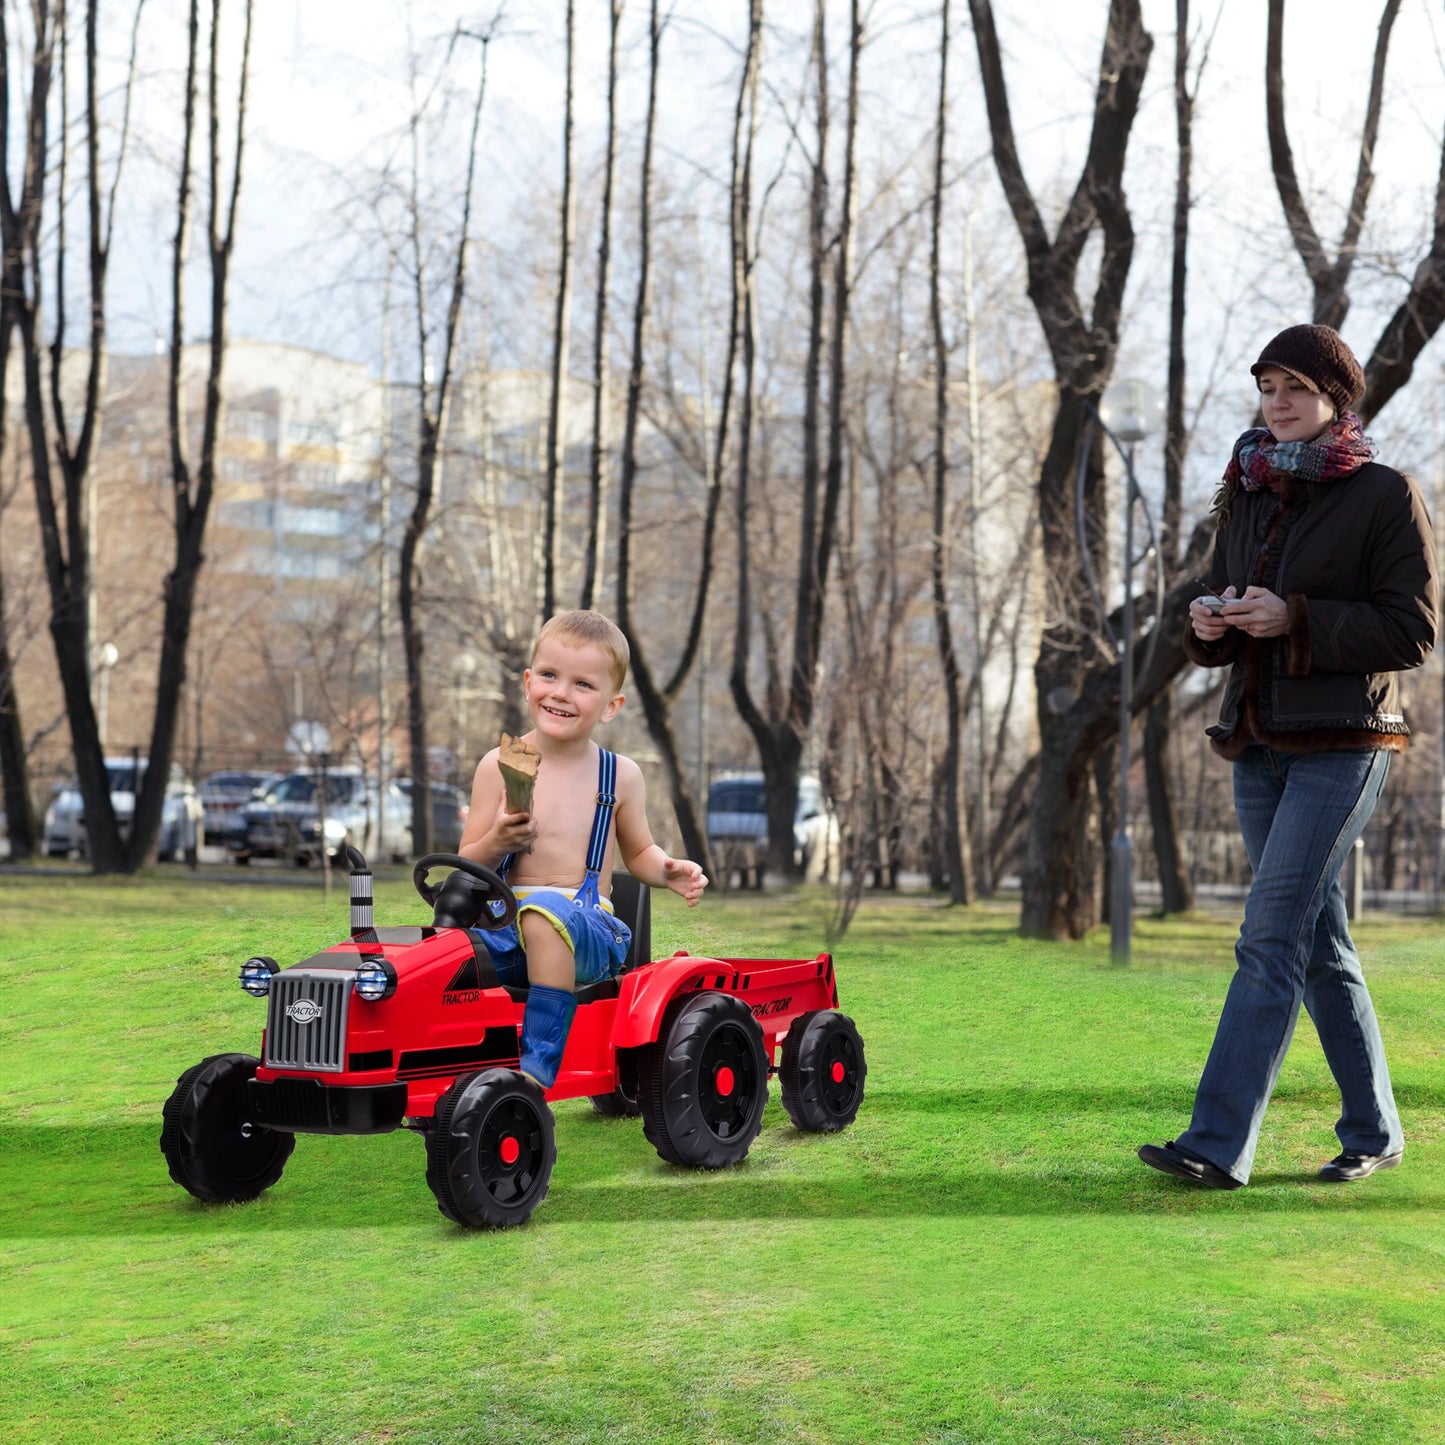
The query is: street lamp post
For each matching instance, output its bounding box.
[96,641,119,752]
[1097,379,1164,966]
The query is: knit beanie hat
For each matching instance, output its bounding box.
[1250,324,1364,416]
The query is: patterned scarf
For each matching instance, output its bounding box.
[1223,412,1376,493]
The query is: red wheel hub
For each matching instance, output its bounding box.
[498,1134,521,1166]
[831,1060,846,1084]
[714,1065,736,1097]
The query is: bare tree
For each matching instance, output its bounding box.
[732,0,859,880]
[130,0,254,868]
[397,20,496,858]
[2,0,147,873]
[613,0,743,876]
[1144,0,1218,917]
[581,0,623,612]
[968,0,1155,938]
[928,0,970,904]
[541,0,576,618]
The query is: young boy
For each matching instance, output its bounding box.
[457,610,707,1089]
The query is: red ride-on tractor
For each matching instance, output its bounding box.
[161,850,867,1227]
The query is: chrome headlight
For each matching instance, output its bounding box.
[323,818,348,841]
[239,955,281,997]
[354,957,397,1002]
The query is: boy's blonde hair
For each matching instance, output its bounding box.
[532,610,630,692]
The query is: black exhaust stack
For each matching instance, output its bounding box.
[347,846,374,936]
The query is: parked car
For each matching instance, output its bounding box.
[394,778,470,852]
[231,770,412,866]
[706,772,840,886]
[43,759,201,862]
[200,770,281,848]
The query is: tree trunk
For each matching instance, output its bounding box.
[1145,0,1198,916]
[1144,694,1190,913]
[541,0,576,619]
[732,0,856,883]
[611,0,718,879]
[581,0,622,612]
[0,554,36,859]
[398,27,494,859]
[0,287,35,858]
[929,0,969,905]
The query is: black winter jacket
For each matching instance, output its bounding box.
[1185,460,1438,759]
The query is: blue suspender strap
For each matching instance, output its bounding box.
[584,749,617,877]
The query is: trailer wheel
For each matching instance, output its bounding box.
[590,1047,642,1117]
[160,1053,295,1204]
[589,1085,641,1118]
[779,1010,866,1131]
[426,1068,556,1228]
[638,992,767,1168]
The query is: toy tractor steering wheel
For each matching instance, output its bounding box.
[412,854,518,931]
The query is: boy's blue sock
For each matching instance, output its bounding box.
[518,984,577,1090]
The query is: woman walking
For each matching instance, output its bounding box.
[1139,324,1438,1190]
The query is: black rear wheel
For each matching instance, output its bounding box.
[426,1068,556,1228]
[638,992,767,1168]
[160,1053,295,1204]
[779,1010,866,1131]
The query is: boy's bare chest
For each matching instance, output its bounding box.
[510,755,612,888]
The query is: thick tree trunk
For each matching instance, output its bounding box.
[1144,694,1190,913]
[970,0,1152,937]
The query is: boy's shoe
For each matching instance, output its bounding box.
[1137,1141,1244,1190]
[1318,1149,1402,1182]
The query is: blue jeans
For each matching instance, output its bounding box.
[1176,746,1401,1184]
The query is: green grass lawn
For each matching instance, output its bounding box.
[2,871,1444,1444]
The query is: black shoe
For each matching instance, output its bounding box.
[1318,1149,1402,1183]
[1137,1141,1244,1190]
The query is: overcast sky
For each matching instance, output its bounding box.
[96,0,1445,442]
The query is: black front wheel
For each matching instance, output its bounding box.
[426,1069,556,1228]
[638,992,768,1168]
[779,1010,866,1131]
[160,1053,295,1204]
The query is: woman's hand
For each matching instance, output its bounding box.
[1190,586,1239,641]
[1224,586,1290,638]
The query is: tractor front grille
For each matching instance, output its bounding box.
[265,970,352,1073]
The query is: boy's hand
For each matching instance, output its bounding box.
[663,857,708,907]
[492,805,537,854]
